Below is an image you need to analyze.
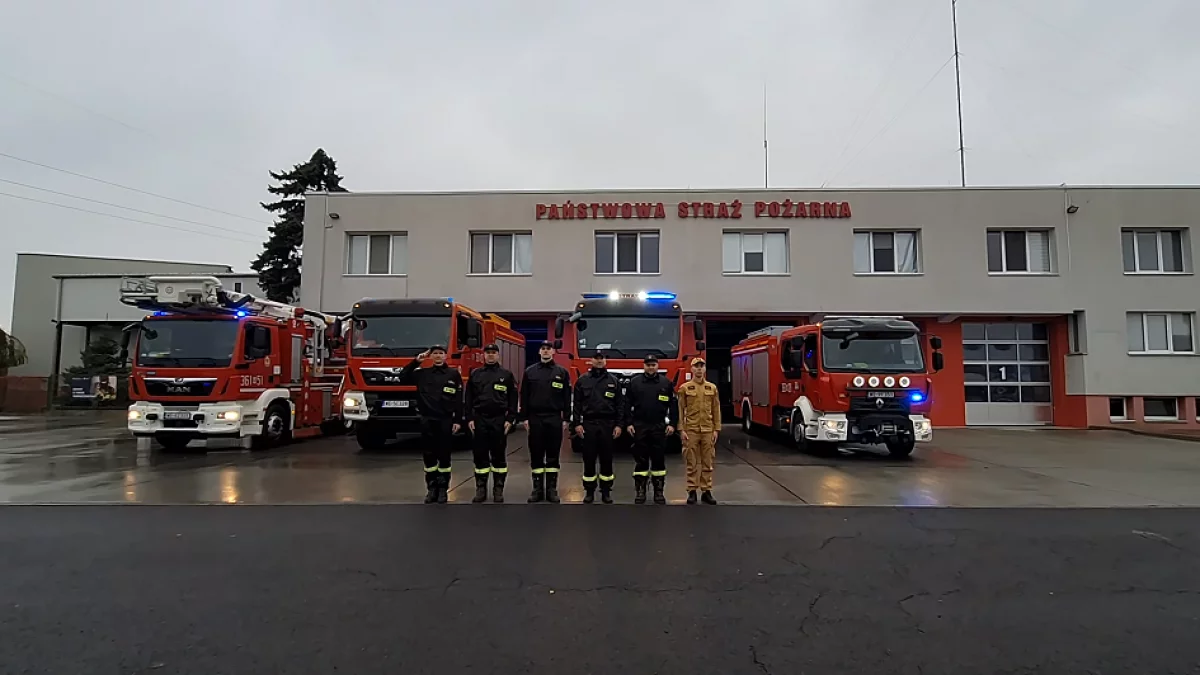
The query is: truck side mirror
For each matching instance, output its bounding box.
[552,339,563,350]
[553,316,565,339]
[465,319,482,348]
[930,335,943,350]
[691,318,705,341]
[119,328,132,363]
[577,319,588,331]
[696,340,706,352]
[933,352,944,372]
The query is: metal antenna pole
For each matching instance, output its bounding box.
[763,83,769,189]
[952,0,966,187]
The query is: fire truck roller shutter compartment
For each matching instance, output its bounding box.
[962,322,1052,425]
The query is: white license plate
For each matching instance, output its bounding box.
[163,411,193,420]
[381,400,410,409]
[880,423,897,433]
[867,391,895,398]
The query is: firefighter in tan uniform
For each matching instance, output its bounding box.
[677,357,720,505]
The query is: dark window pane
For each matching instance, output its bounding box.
[1171,313,1193,352]
[1015,323,1035,340]
[965,385,989,402]
[1019,364,1050,383]
[595,234,614,273]
[872,232,895,273]
[491,234,513,273]
[1003,231,1027,271]
[988,364,1018,382]
[990,385,1020,403]
[1108,397,1126,418]
[1018,344,1049,361]
[616,233,639,272]
[987,323,1017,340]
[1028,323,1048,340]
[368,234,391,274]
[1021,385,1051,403]
[1121,231,1136,272]
[1164,231,1184,272]
[987,343,1017,360]
[640,234,660,273]
[964,364,988,382]
[1143,397,1178,419]
[471,234,491,274]
[963,344,986,361]
[962,323,986,341]
[986,232,1003,272]
[1136,231,1159,271]
[744,252,764,273]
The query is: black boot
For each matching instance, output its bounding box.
[545,472,560,503]
[528,474,545,503]
[583,484,595,504]
[686,490,697,505]
[701,490,717,505]
[600,482,613,504]
[652,476,666,505]
[436,473,449,503]
[423,472,437,504]
[472,474,488,503]
[492,473,506,503]
[633,476,648,504]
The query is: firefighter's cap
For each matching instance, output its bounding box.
[691,357,706,366]
[538,341,555,349]
[483,343,499,352]
[428,344,447,354]
[591,350,607,360]
[643,354,658,364]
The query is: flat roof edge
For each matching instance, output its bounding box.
[306,184,1200,197]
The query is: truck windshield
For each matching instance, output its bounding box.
[351,316,451,357]
[577,316,681,359]
[821,332,925,373]
[137,319,239,367]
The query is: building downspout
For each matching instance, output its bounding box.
[317,192,330,311]
[1061,184,1072,274]
[47,277,64,410]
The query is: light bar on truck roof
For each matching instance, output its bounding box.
[580,291,677,301]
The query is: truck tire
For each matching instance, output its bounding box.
[251,402,292,451]
[355,423,389,452]
[789,413,810,453]
[886,436,915,458]
[740,402,753,434]
[155,434,194,452]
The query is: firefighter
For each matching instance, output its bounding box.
[398,345,464,504]
[465,343,518,503]
[571,350,624,503]
[677,356,720,505]
[625,354,677,504]
[518,341,571,503]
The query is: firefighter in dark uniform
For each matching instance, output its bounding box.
[518,341,571,503]
[398,345,463,504]
[465,343,518,503]
[571,350,625,503]
[624,354,678,504]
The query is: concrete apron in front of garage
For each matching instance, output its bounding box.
[3,418,1200,506]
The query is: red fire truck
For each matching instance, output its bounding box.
[337,298,525,451]
[731,316,944,457]
[553,291,705,452]
[120,276,345,451]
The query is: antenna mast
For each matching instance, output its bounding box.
[951,0,966,187]
[762,83,769,189]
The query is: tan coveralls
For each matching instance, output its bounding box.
[677,378,721,491]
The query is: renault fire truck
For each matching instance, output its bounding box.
[338,298,525,451]
[731,316,944,457]
[553,291,705,452]
[121,276,345,451]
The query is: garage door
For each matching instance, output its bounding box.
[963,322,1052,425]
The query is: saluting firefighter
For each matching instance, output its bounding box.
[399,345,464,504]
[465,343,519,503]
[518,341,571,503]
[677,356,720,505]
[571,350,625,503]
[624,354,678,504]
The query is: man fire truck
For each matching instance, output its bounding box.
[731,316,944,457]
[553,291,705,452]
[121,276,344,451]
[338,298,525,451]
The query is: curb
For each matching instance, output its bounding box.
[1088,425,1200,443]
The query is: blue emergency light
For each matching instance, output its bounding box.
[580,291,677,301]
[235,310,248,318]
[910,391,925,403]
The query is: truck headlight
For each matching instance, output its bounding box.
[914,419,932,434]
[217,410,240,421]
[822,419,846,433]
[343,394,365,409]
[127,410,142,421]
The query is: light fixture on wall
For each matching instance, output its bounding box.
[329,212,341,219]
[1066,205,1079,214]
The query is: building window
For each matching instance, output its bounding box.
[470,232,532,275]
[346,233,407,275]
[595,231,659,274]
[1067,310,1087,354]
[1126,312,1194,354]
[1122,229,1185,273]
[1143,397,1179,421]
[854,230,920,274]
[233,282,243,293]
[1108,397,1128,421]
[722,231,788,274]
[987,229,1052,274]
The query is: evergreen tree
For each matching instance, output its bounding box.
[63,336,128,378]
[0,327,28,373]
[252,148,347,302]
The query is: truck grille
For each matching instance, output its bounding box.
[360,369,411,387]
[143,379,217,397]
[849,395,911,415]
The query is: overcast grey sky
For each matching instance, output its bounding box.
[2,0,1197,329]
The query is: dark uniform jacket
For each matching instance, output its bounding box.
[519,360,571,422]
[465,362,518,424]
[571,367,626,427]
[398,360,464,421]
[625,372,679,429]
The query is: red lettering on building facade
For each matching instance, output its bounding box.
[535,198,847,220]
[534,202,667,220]
[752,200,851,219]
[678,200,744,219]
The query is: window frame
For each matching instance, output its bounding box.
[345,233,408,276]
[1142,397,1180,422]
[1122,228,1187,275]
[1127,312,1196,355]
[987,229,1054,275]
[722,230,790,275]
[1108,397,1128,422]
[468,231,533,276]
[594,230,660,275]
[853,229,922,275]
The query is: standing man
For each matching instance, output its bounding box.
[677,356,720,505]
[398,345,463,504]
[465,343,519,503]
[518,341,571,503]
[571,351,624,503]
[625,354,677,504]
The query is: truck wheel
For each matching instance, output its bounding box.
[155,434,194,453]
[789,414,809,453]
[740,403,753,434]
[251,402,292,451]
[886,437,915,458]
[355,423,389,452]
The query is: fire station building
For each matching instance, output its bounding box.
[299,186,1200,432]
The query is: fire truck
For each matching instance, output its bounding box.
[338,298,525,451]
[553,291,705,452]
[120,276,345,451]
[731,316,944,457]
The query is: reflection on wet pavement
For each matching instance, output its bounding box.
[4,412,1200,506]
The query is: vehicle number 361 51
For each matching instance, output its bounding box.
[240,375,265,387]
